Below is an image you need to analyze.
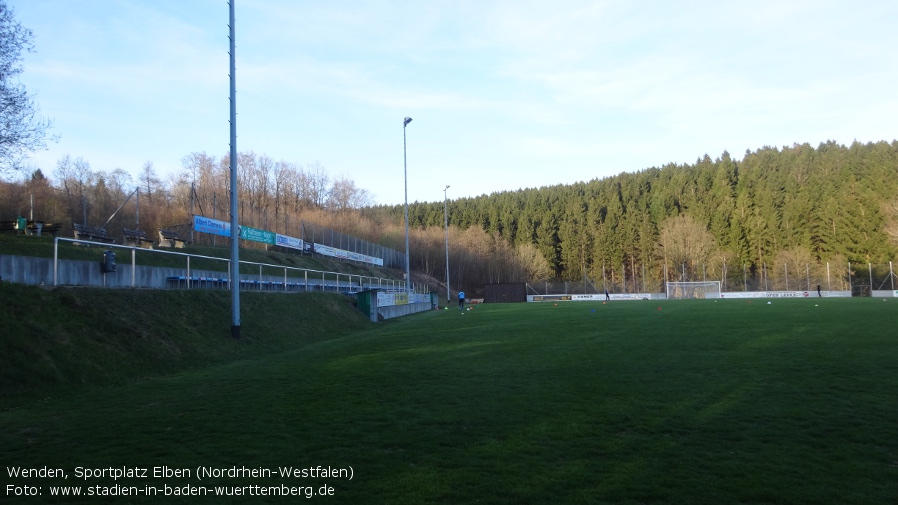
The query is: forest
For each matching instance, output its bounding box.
[367,140,898,293]
[2,140,898,295]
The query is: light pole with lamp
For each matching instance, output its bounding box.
[443,185,450,303]
[403,117,413,295]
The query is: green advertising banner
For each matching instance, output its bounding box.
[238,226,276,245]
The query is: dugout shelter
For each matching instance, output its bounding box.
[483,283,526,303]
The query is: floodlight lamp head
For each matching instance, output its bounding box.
[403,117,413,126]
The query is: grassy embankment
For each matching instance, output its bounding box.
[0,282,371,407]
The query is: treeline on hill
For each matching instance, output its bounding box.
[366,140,898,291]
[0,150,550,293]
[0,152,379,241]
[3,141,898,295]
[0,151,396,248]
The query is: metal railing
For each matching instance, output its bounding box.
[52,237,422,293]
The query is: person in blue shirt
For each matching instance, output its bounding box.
[458,291,465,311]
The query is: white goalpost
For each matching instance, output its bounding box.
[666,281,722,299]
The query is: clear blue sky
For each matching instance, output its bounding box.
[11,0,898,205]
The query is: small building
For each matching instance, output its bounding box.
[483,283,526,303]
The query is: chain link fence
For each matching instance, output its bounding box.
[528,261,898,296]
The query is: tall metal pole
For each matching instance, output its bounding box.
[403,117,412,294]
[228,0,241,338]
[890,261,894,291]
[869,263,873,294]
[443,184,450,302]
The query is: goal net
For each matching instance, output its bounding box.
[666,281,722,299]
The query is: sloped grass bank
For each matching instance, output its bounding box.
[0,282,370,407]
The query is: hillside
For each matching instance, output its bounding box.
[0,282,372,408]
[368,140,898,286]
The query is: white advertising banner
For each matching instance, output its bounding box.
[529,293,650,302]
[314,244,335,257]
[572,293,648,301]
[720,291,814,299]
[313,243,384,266]
[410,293,430,304]
[375,292,430,307]
[377,292,408,307]
[275,234,304,251]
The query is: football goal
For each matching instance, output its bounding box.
[666,281,722,299]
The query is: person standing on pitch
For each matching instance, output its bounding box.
[458,291,465,311]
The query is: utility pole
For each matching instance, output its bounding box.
[228,0,241,338]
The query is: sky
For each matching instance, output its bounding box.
[9,0,898,206]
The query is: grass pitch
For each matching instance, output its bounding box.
[3,297,898,503]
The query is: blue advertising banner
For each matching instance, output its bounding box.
[194,215,231,237]
[192,215,383,266]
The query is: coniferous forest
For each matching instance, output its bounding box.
[367,140,898,293]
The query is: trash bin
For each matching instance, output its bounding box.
[101,250,117,273]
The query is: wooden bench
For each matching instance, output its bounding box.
[158,228,186,248]
[32,222,62,236]
[73,223,115,244]
[2,220,63,236]
[123,228,154,248]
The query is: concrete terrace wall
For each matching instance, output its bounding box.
[2,254,361,292]
[1,254,221,289]
[1,254,437,319]
[377,302,434,320]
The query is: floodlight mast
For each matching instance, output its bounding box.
[444,185,450,303]
[228,0,240,338]
[403,117,412,295]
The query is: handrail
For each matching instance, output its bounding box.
[52,237,415,293]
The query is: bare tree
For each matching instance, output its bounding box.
[515,242,553,281]
[273,160,295,233]
[107,168,133,196]
[180,152,223,224]
[327,174,372,211]
[306,161,330,208]
[657,214,719,281]
[772,247,816,291]
[53,154,74,201]
[139,161,160,200]
[256,154,273,227]
[0,1,53,175]
[72,157,93,194]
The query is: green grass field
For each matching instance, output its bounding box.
[3,292,898,504]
